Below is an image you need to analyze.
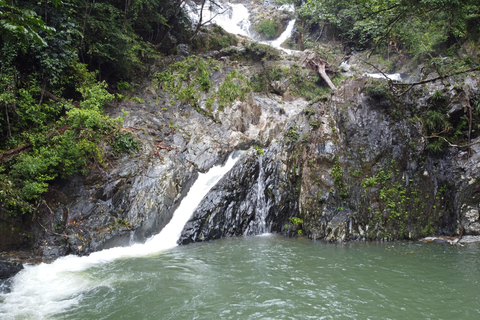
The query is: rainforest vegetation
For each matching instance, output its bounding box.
[1,0,480,218]
[0,0,189,215]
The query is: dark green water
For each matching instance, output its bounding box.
[50,235,479,320]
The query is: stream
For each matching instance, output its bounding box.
[2,235,479,319]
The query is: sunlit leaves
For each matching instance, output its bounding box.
[0,0,54,46]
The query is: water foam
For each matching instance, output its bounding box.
[186,2,251,37]
[0,154,240,319]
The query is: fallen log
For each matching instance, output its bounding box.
[301,50,337,90]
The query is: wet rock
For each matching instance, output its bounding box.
[179,144,291,244]
[0,260,23,279]
[271,79,291,95]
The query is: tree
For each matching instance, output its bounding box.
[0,0,56,46]
[299,0,480,53]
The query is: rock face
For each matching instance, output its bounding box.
[28,55,307,257]
[0,260,23,280]
[5,32,480,259]
[181,74,480,244]
[179,146,294,244]
[286,78,459,241]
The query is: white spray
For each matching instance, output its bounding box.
[0,154,240,319]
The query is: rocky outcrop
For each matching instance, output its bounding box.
[0,260,22,280]
[0,259,23,293]
[28,54,307,257]
[181,70,480,244]
[179,145,294,244]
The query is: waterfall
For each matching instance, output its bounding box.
[185,1,297,53]
[186,2,251,37]
[244,154,270,236]
[364,72,403,81]
[256,155,268,233]
[0,154,240,319]
[263,19,297,54]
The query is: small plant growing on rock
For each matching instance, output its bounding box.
[111,131,139,155]
[217,70,250,109]
[253,145,264,156]
[286,126,299,142]
[254,19,279,40]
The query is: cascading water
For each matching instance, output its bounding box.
[242,155,271,236]
[0,153,240,319]
[255,155,268,233]
[186,2,252,37]
[264,19,297,53]
[185,1,297,53]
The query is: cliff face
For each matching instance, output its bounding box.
[179,73,480,244]
[3,39,479,260]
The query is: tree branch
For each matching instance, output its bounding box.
[396,67,480,96]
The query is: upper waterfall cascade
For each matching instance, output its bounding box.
[185,1,297,53]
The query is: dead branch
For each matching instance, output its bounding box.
[43,90,62,102]
[154,141,175,155]
[361,59,398,87]
[396,67,480,96]
[425,134,480,149]
[301,50,337,90]
[0,143,32,163]
[190,0,227,41]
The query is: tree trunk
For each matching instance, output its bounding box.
[301,50,336,91]
[316,61,336,90]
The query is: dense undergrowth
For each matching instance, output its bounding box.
[0,0,190,216]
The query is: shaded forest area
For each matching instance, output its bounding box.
[0,0,192,215]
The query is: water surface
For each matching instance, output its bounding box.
[16,236,478,320]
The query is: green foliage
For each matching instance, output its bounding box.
[363,80,394,110]
[309,120,320,128]
[331,158,348,198]
[286,126,299,142]
[250,65,285,93]
[217,70,250,109]
[250,62,333,101]
[253,145,264,156]
[303,108,316,117]
[243,41,281,61]
[192,24,238,52]
[111,131,140,155]
[0,0,188,219]
[289,217,303,225]
[254,19,279,40]
[300,0,480,55]
[362,176,378,188]
[288,216,304,235]
[154,56,210,106]
[117,81,131,91]
[0,0,55,46]
[154,56,250,115]
[0,64,130,215]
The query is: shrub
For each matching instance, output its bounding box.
[255,19,278,39]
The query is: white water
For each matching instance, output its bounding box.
[186,2,252,37]
[253,155,268,234]
[365,72,403,81]
[186,1,297,53]
[0,154,240,319]
[263,19,297,53]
